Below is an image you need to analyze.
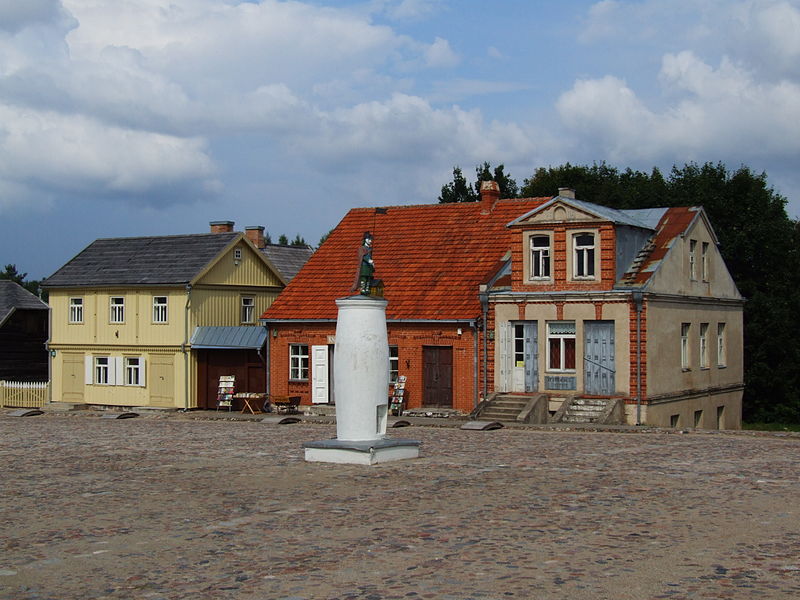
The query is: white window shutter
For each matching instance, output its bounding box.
[139,357,146,387]
[85,355,93,385]
[112,357,123,386]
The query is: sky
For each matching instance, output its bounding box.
[2,0,800,280]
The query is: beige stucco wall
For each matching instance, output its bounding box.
[493,297,631,396]
[646,298,743,397]
[646,214,742,300]
[634,389,743,430]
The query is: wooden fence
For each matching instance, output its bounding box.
[0,380,49,408]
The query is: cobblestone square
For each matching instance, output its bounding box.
[1,413,799,599]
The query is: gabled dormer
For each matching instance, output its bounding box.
[506,189,657,292]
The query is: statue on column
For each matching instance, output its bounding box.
[352,232,383,296]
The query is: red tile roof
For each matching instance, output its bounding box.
[263,198,548,321]
[624,206,700,286]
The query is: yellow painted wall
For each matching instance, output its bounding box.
[199,241,283,287]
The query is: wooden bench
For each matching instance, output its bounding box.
[268,395,302,415]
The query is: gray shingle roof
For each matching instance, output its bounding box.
[261,244,314,282]
[42,233,241,287]
[0,280,48,324]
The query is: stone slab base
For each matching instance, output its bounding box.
[304,438,421,465]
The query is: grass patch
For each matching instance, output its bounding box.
[743,422,800,432]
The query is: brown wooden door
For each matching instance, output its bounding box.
[196,349,266,409]
[423,346,453,408]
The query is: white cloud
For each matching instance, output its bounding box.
[556,51,800,165]
[424,36,459,68]
[385,0,444,21]
[0,104,219,206]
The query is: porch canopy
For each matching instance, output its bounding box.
[190,326,267,350]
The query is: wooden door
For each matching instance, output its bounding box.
[423,346,453,408]
[62,353,84,402]
[583,321,615,395]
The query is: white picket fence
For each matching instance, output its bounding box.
[0,380,49,408]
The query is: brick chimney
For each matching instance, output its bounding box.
[558,187,576,199]
[479,180,500,213]
[245,226,266,249]
[210,220,235,233]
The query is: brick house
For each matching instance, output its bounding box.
[261,184,743,428]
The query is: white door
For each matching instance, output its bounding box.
[311,345,329,404]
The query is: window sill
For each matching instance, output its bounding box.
[681,368,691,372]
[700,367,710,371]
[717,365,727,369]
[288,379,309,384]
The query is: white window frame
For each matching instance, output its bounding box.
[241,296,255,324]
[530,235,551,280]
[124,356,145,386]
[689,239,697,280]
[389,345,399,383]
[289,344,309,381]
[573,233,596,279]
[95,357,110,385]
[153,296,168,324]
[700,323,709,369]
[69,297,83,324]
[547,321,576,372]
[110,297,125,324]
[701,242,709,281]
[681,323,691,369]
[717,323,726,367]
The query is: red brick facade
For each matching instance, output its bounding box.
[268,321,482,413]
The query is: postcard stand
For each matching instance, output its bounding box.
[216,375,235,411]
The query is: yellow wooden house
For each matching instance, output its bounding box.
[43,222,308,409]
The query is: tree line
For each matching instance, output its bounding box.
[440,161,800,424]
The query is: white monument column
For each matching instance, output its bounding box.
[304,294,420,465]
[333,296,389,441]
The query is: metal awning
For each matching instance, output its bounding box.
[190,326,267,350]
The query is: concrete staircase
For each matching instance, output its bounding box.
[471,394,548,424]
[552,396,624,425]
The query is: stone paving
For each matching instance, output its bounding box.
[1,412,799,599]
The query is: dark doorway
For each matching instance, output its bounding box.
[196,349,266,409]
[423,346,453,408]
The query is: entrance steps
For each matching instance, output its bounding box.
[552,396,624,425]
[471,393,548,424]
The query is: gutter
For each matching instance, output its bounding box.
[632,290,644,425]
[478,289,489,401]
[183,284,193,410]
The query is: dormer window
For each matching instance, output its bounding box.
[530,235,551,279]
[573,233,595,278]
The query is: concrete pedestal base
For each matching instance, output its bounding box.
[304,438,421,465]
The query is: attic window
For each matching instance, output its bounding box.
[234,248,243,261]
[573,233,595,278]
[530,235,551,279]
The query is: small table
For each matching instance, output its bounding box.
[236,393,267,415]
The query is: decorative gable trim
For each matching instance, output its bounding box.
[507,197,605,228]
[190,233,288,287]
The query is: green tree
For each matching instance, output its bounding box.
[290,234,307,247]
[0,263,45,299]
[278,234,289,246]
[475,162,519,199]
[438,166,477,203]
[318,229,333,247]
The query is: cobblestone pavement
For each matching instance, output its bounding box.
[1,413,799,600]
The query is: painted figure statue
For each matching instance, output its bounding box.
[352,231,380,296]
